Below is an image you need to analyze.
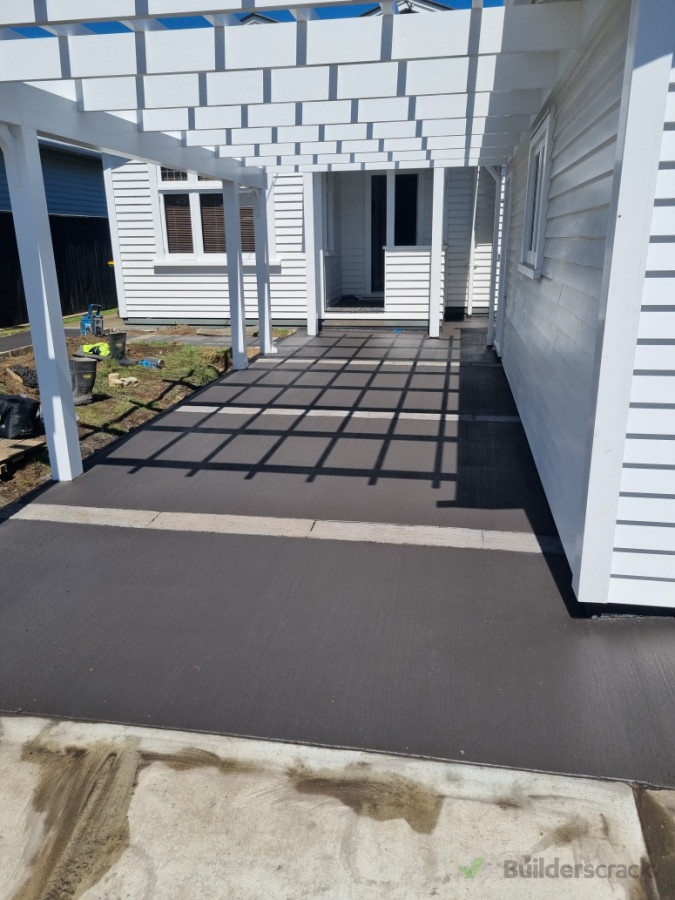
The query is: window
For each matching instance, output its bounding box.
[157,168,255,259]
[521,114,551,277]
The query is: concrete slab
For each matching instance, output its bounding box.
[2,519,675,785]
[0,716,658,900]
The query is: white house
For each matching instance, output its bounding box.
[103,161,498,327]
[0,0,673,608]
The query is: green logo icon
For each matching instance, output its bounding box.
[459,857,485,879]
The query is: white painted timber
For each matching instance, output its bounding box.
[0,81,263,187]
[336,172,367,299]
[500,0,629,585]
[0,124,82,481]
[384,248,432,319]
[253,181,274,355]
[428,167,445,337]
[0,8,582,83]
[606,41,675,607]
[444,167,473,316]
[109,161,308,324]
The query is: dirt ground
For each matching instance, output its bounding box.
[0,333,240,508]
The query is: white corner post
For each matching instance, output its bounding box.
[303,172,323,337]
[0,124,82,482]
[222,178,247,370]
[428,167,445,339]
[575,0,675,603]
[486,166,502,347]
[466,167,479,317]
[252,177,274,355]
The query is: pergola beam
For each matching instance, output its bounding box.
[0,81,264,186]
[0,11,577,84]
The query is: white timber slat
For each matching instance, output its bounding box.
[607,578,675,607]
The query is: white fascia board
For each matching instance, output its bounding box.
[0,80,264,186]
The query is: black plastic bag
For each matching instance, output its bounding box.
[0,395,41,439]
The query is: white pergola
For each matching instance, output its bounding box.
[0,0,583,481]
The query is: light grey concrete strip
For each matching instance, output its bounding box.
[352,410,395,419]
[0,715,657,900]
[174,405,220,414]
[205,407,520,426]
[382,359,416,366]
[153,511,315,538]
[10,503,158,530]
[482,530,561,555]
[6,504,562,555]
[217,406,262,415]
[399,412,442,421]
[310,519,486,550]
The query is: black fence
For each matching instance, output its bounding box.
[0,212,117,328]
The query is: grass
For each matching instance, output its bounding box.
[0,339,233,510]
[0,325,30,338]
[0,308,119,339]
[62,307,119,327]
[75,343,231,434]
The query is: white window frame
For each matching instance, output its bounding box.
[519,113,552,279]
[151,166,275,267]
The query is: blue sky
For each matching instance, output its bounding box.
[12,0,504,35]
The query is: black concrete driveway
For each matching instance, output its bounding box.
[2,322,675,787]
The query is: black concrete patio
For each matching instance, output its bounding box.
[2,321,675,787]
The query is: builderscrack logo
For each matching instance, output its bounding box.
[456,856,654,882]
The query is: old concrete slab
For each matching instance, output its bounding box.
[0,716,659,900]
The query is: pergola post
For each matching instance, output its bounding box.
[222,178,247,370]
[428,167,445,339]
[466,167,479,318]
[494,170,511,357]
[303,172,323,337]
[253,177,274,355]
[486,166,502,347]
[0,123,82,482]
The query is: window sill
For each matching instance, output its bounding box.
[517,262,543,280]
[153,256,281,269]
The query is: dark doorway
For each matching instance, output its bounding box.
[370,174,386,293]
[395,173,418,246]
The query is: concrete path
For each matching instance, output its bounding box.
[1,715,671,899]
[0,327,80,356]
[2,325,675,791]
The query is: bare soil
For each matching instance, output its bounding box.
[0,335,236,508]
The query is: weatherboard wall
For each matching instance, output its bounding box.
[500,0,629,579]
[105,159,307,322]
[607,60,675,607]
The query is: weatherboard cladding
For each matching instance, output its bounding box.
[112,162,489,323]
[608,60,675,606]
[0,146,107,218]
[109,160,306,321]
[500,0,628,580]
